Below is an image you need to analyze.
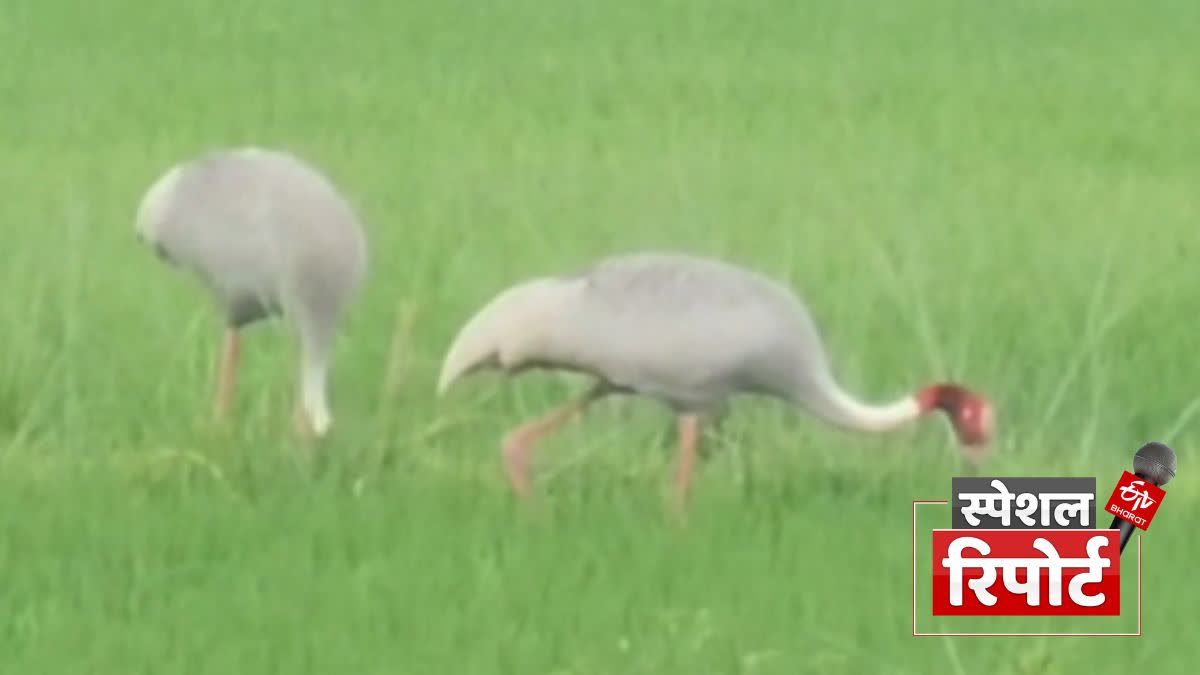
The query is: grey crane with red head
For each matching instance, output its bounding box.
[135,147,368,438]
[437,251,994,507]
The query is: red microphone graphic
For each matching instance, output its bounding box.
[1107,442,1176,554]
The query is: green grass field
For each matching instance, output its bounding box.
[2,1,1198,672]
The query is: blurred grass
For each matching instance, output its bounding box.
[1,0,1197,672]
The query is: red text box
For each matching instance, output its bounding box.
[932,529,1120,616]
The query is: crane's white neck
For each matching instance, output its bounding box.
[801,380,924,433]
[300,352,332,437]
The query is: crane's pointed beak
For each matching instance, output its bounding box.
[959,439,991,473]
[293,405,332,441]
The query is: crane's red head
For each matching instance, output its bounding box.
[918,384,994,448]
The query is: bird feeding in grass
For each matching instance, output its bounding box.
[134,147,367,438]
[437,251,993,507]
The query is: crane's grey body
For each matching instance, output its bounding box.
[136,147,367,435]
[440,252,915,431]
[530,253,832,410]
[136,147,367,329]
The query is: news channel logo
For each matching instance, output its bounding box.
[914,442,1176,634]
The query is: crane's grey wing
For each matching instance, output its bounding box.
[136,148,367,326]
[556,253,835,408]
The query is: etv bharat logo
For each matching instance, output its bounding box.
[1105,471,1165,530]
[913,442,1176,636]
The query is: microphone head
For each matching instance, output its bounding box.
[1133,442,1177,486]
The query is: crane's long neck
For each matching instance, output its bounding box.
[301,352,331,435]
[786,369,990,448]
[795,373,928,433]
[298,321,334,437]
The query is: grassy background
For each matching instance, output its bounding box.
[2,0,1198,672]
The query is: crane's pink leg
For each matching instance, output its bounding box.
[502,386,606,499]
[674,413,702,512]
[213,328,239,423]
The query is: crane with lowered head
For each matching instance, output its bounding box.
[135,147,368,438]
[438,251,993,507]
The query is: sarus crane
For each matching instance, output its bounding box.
[135,147,367,438]
[437,251,992,506]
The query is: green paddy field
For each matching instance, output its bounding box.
[1,1,1197,672]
